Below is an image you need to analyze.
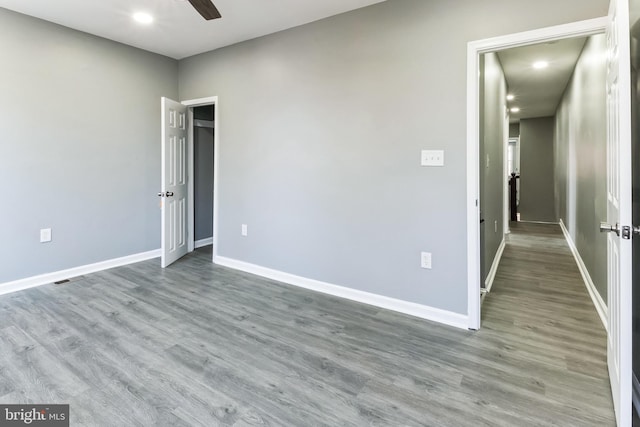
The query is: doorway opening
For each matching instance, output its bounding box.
[466,17,607,330]
[160,96,219,267]
[192,105,215,250]
[182,96,219,262]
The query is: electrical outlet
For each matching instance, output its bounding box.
[241,224,248,236]
[40,228,52,243]
[494,220,498,233]
[421,150,444,167]
[421,252,432,269]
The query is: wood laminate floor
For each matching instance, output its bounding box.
[0,222,614,426]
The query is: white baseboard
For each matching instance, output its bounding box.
[214,256,469,330]
[0,249,161,296]
[518,220,560,225]
[484,237,506,292]
[195,237,213,249]
[559,219,608,330]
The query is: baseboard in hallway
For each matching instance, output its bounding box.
[484,237,505,293]
[517,220,560,225]
[558,219,607,330]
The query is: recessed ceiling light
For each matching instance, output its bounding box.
[133,12,153,24]
[533,61,549,70]
[511,107,520,113]
[506,94,515,101]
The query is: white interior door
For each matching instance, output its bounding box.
[605,0,632,424]
[161,97,188,268]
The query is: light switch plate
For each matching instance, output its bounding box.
[421,150,444,167]
[40,228,52,243]
[421,252,432,269]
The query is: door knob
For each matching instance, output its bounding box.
[600,222,640,239]
[157,192,165,197]
[600,222,621,236]
[166,192,174,197]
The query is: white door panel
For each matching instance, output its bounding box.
[161,97,188,268]
[605,0,632,425]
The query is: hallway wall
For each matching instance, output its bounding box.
[509,123,520,138]
[479,52,507,284]
[519,117,556,222]
[554,34,607,303]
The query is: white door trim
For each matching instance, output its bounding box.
[503,108,510,236]
[181,96,219,262]
[466,17,608,330]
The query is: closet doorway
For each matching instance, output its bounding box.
[192,104,215,249]
[183,96,219,259]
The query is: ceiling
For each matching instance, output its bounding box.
[496,37,588,123]
[0,0,388,59]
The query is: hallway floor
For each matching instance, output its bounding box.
[479,221,615,425]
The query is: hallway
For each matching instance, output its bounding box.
[479,222,615,425]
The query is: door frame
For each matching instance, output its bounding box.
[503,108,510,236]
[466,17,608,330]
[181,96,220,261]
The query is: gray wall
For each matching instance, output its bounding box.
[178,0,608,314]
[509,123,520,138]
[519,117,557,222]
[554,34,607,302]
[479,52,507,284]
[194,126,214,241]
[0,8,178,283]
